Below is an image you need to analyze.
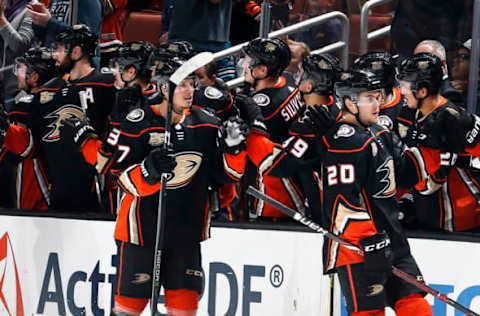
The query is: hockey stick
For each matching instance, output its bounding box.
[150,52,214,316]
[246,186,480,316]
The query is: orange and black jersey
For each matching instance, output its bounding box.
[377,86,409,135]
[321,123,411,273]
[246,132,323,220]
[192,85,236,121]
[396,99,480,231]
[252,73,304,143]
[110,106,246,247]
[4,78,103,212]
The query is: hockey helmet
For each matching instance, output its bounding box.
[14,46,56,84]
[54,24,98,57]
[147,41,194,70]
[110,41,155,75]
[242,37,291,78]
[352,52,396,92]
[397,52,443,96]
[334,69,384,103]
[301,53,342,95]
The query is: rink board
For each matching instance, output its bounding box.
[0,215,479,316]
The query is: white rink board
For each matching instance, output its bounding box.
[1,215,480,316]
[0,215,329,316]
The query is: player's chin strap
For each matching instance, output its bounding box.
[245,186,480,316]
[346,95,370,129]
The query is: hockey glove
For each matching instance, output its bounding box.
[141,147,177,185]
[0,104,9,147]
[217,116,250,155]
[234,94,268,136]
[60,117,97,148]
[291,104,336,137]
[112,84,144,123]
[359,232,392,274]
[397,194,418,229]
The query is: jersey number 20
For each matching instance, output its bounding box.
[326,164,355,186]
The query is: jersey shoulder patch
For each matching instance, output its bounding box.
[126,108,145,122]
[377,115,393,131]
[16,93,34,104]
[204,86,223,100]
[252,93,271,107]
[333,124,355,139]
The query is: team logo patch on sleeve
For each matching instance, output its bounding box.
[17,94,34,104]
[333,124,355,139]
[204,86,223,100]
[126,109,145,122]
[378,115,393,130]
[253,93,270,107]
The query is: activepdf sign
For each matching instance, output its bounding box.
[2,214,480,316]
[0,216,330,316]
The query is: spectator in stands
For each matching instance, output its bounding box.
[0,0,33,108]
[164,0,236,81]
[390,0,463,61]
[414,40,464,108]
[26,0,103,65]
[230,0,259,45]
[292,0,341,51]
[100,0,127,43]
[285,39,310,83]
[451,39,480,113]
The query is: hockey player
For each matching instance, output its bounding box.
[1,25,116,212]
[352,52,417,228]
[352,52,414,138]
[296,53,343,121]
[242,37,307,219]
[1,47,57,210]
[242,67,433,315]
[105,57,247,316]
[396,53,480,232]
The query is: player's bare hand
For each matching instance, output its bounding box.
[27,2,51,27]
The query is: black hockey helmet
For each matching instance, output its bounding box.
[352,52,396,92]
[15,46,56,84]
[55,24,98,57]
[334,69,384,102]
[146,41,194,70]
[301,53,342,96]
[110,41,154,75]
[397,52,443,96]
[242,37,291,78]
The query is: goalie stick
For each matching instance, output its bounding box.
[150,52,214,316]
[246,186,480,316]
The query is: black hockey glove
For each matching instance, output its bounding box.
[141,147,177,185]
[60,117,97,148]
[359,232,392,274]
[397,194,418,230]
[112,84,144,123]
[217,116,250,155]
[234,94,268,136]
[291,104,336,137]
[0,104,9,147]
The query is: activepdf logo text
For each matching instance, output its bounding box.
[0,232,24,316]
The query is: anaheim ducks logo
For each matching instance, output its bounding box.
[43,105,85,142]
[167,152,203,189]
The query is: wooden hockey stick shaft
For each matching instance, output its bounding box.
[246,186,480,316]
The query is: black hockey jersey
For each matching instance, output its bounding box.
[111,106,246,247]
[321,123,411,273]
[192,85,236,121]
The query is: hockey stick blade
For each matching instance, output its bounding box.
[246,186,480,316]
[169,52,214,85]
